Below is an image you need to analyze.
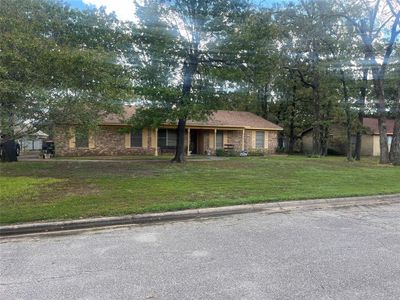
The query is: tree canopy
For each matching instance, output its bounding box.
[1,0,399,164]
[0,0,133,143]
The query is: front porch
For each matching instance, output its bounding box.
[155,127,246,156]
[187,128,246,155]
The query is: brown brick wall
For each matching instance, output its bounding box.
[54,125,280,156]
[54,126,155,157]
[267,131,278,154]
[227,130,244,151]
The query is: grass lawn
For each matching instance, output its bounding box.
[1,156,399,225]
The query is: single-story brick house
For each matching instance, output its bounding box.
[301,117,394,156]
[54,106,283,156]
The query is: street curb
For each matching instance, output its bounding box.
[1,194,399,236]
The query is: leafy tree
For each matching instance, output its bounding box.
[213,8,279,120]
[0,0,132,162]
[129,0,248,162]
[276,0,341,156]
[388,67,400,164]
[335,0,400,164]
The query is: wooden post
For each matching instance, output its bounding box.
[242,129,245,151]
[214,129,217,150]
[155,128,158,156]
[187,128,191,156]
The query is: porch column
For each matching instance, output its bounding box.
[214,129,217,150]
[187,128,191,156]
[242,129,245,151]
[155,128,158,156]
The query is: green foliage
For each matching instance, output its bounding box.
[247,149,265,156]
[214,8,279,118]
[215,149,240,156]
[128,0,248,126]
[0,0,133,138]
[215,149,225,156]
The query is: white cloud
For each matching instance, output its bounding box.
[83,0,136,21]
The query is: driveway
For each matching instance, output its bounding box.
[1,203,400,299]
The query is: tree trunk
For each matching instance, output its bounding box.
[354,64,368,160]
[171,55,198,163]
[0,139,18,162]
[259,84,269,120]
[340,70,352,161]
[312,87,321,156]
[287,84,296,154]
[311,40,322,157]
[373,78,390,164]
[365,39,391,164]
[172,119,186,163]
[389,83,400,165]
[320,125,329,156]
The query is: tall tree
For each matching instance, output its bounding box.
[335,0,400,164]
[389,68,400,164]
[130,0,247,162]
[213,8,278,120]
[278,0,338,156]
[0,0,132,162]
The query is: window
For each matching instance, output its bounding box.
[388,136,393,150]
[158,129,177,147]
[75,128,89,148]
[216,131,224,149]
[130,129,142,147]
[256,131,265,149]
[158,129,167,147]
[167,130,177,147]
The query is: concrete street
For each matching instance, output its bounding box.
[1,202,400,299]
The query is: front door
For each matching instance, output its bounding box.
[216,131,224,149]
[190,131,197,154]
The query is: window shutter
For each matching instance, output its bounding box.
[251,131,256,148]
[125,133,130,148]
[89,131,96,149]
[142,129,148,148]
[68,127,76,149]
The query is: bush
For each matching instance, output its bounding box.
[215,149,225,156]
[247,149,265,156]
[215,149,240,157]
[275,146,285,154]
[226,149,239,157]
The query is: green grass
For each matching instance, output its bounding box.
[1,156,399,224]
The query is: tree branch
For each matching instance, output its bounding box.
[372,15,394,41]
[381,11,400,76]
[284,67,314,88]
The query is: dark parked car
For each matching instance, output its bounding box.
[41,140,55,158]
[0,136,20,161]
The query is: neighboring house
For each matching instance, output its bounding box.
[301,117,394,156]
[17,130,49,152]
[54,106,283,156]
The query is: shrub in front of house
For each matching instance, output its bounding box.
[215,149,240,157]
[247,149,265,156]
[275,146,285,154]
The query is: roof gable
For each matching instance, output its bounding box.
[363,118,394,135]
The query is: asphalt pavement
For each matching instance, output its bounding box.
[1,202,400,299]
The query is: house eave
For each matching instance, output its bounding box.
[100,123,282,131]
